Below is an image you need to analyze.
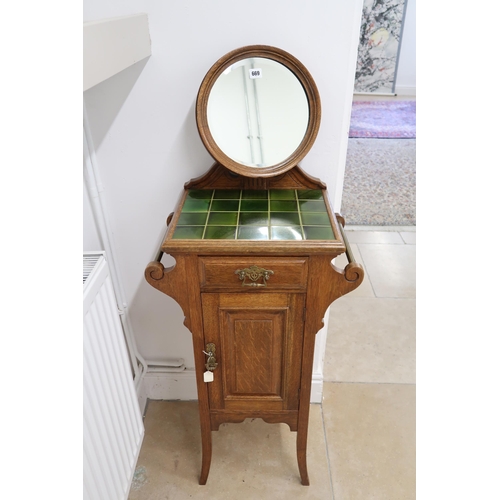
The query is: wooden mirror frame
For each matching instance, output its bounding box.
[196,45,321,178]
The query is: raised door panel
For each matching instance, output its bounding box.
[224,309,284,401]
[201,293,305,412]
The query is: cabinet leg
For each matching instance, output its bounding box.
[199,426,212,485]
[296,427,310,486]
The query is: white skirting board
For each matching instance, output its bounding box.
[354,86,415,97]
[138,370,324,406]
[140,370,198,404]
[395,85,416,96]
[138,314,329,407]
[310,375,325,404]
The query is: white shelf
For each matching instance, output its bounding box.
[83,13,151,91]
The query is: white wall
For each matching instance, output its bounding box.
[83,13,151,91]
[396,0,416,95]
[83,175,103,251]
[83,1,363,375]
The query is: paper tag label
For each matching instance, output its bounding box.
[249,68,262,79]
[204,371,214,383]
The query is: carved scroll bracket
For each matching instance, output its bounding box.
[343,261,364,284]
[305,255,364,336]
[145,255,192,332]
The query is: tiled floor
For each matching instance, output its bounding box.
[129,226,416,500]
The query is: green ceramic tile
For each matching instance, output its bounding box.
[182,199,211,212]
[210,200,240,211]
[301,212,331,225]
[269,212,301,226]
[270,189,296,200]
[240,199,269,211]
[270,200,299,212]
[213,189,241,199]
[204,226,237,239]
[207,212,238,225]
[298,200,327,212]
[297,190,324,200]
[303,226,335,240]
[237,226,270,240]
[241,190,268,199]
[186,189,213,200]
[239,212,269,226]
[271,226,303,240]
[172,226,204,239]
[177,212,208,225]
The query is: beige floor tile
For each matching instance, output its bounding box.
[325,297,415,384]
[333,244,374,298]
[346,226,415,232]
[400,231,416,244]
[358,243,415,298]
[345,230,404,244]
[322,382,415,500]
[129,401,332,500]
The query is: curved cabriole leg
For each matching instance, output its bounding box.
[199,424,212,485]
[146,255,213,483]
[297,424,310,485]
[295,253,364,486]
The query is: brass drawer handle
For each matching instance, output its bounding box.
[235,265,274,287]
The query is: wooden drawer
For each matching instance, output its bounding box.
[199,257,308,291]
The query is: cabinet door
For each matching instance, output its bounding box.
[201,292,305,412]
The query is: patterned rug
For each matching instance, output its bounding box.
[349,100,416,139]
[341,138,416,226]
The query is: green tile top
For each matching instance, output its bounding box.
[172,189,336,241]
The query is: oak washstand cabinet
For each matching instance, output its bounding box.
[145,45,364,485]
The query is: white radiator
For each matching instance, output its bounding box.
[83,252,144,500]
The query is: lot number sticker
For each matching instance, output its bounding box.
[249,68,262,79]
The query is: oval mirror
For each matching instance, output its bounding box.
[196,45,321,177]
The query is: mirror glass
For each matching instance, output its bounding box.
[196,46,320,177]
[206,57,309,168]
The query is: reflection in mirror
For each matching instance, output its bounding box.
[207,57,309,168]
